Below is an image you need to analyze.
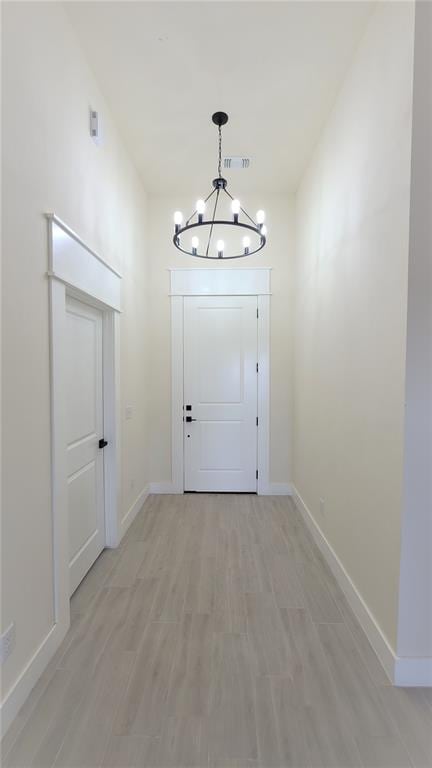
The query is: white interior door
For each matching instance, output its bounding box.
[65,296,105,595]
[184,295,258,492]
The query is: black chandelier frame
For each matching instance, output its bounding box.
[173,112,267,260]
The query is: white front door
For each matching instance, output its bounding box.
[184,295,258,492]
[65,296,105,595]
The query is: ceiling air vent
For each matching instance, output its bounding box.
[223,157,250,169]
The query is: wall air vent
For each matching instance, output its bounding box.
[223,157,250,169]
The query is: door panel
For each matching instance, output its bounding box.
[68,463,98,562]
[65,296,105,595]
[184,296,258,492]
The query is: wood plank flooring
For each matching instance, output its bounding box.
[2,494,431,767]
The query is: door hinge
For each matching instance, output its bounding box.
[257,308,259,319]
[256,469,259,480]
[256,362,259,373]
[256,416,259,426]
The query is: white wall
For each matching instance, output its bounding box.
[293,1,415,651]
[147,194,294,488]
[397,0,432,661]
[1,1,150,705]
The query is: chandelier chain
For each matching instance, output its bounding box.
[218,125,222,178]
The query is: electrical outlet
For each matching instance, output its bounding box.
[125,405,133,420]
[319,498,325,518]
[0,622,15,664]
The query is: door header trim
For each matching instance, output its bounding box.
[169,267,271,296]
[46,213,122,311]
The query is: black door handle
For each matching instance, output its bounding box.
[99,439,108,449]
[185,416,197,423]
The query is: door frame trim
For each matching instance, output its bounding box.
[169,268,271,495]
[47,214,121,637]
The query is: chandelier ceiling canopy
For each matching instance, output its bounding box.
[173,112,267,260]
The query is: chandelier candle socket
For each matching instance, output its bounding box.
[173,112,267,259]
[231,199,241,223]
[174,211,183,234]
[196,199,205,223]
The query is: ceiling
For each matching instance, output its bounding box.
[65,1,374,195]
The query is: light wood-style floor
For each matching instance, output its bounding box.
[3,494,432,768]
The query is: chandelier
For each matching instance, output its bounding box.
[173,112,267,260]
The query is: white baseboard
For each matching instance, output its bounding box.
[291,485,397,684]
[149,481,182,494]
[292,485,432,686]
[394,656,432,686]
[0,620,68,739]
[120,484,150,539]
[259,482,292,496]
[150,482,292,496]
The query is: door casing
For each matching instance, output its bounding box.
[48,214,121,639]
[169,268,271,495]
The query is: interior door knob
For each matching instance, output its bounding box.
[99,438,108,449]
[185,416,197,423]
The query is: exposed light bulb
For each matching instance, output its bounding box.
[191,236,199,249]
[261,225,267,237]
[231,198,241,223]
[216,239,224,253]
[174,211,183,235]
[256,210,265,224]
[243,235,251,254]
[196,199,206,214]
